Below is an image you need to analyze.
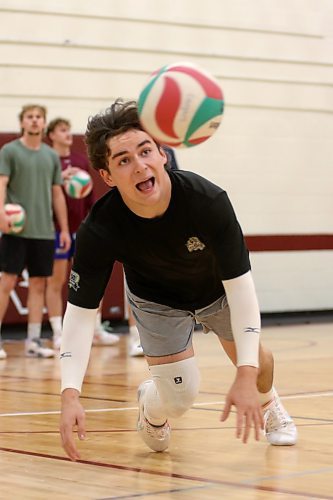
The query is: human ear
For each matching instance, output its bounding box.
[99,168,116,188]
[159,146,168,165]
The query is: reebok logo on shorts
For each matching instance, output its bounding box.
[174,376,183,384]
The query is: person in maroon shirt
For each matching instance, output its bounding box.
[45,118,119,348]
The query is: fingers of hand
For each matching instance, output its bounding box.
[242,412,253,443]
[60,425,81,461]
[77,413,86,441]
[60,411,85,461]
[255,410,265,439]
[236,411,244,439]
[241,408,263,443]
[221,400,231,422]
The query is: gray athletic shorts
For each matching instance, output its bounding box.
[126,287,234,357]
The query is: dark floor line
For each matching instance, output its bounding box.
[0,446,332,499]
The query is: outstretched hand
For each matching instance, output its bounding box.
[60,389,86,461]
[221,366,264,443]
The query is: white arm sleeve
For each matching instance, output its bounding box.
[60,302,98,393]
[222,271,261,368]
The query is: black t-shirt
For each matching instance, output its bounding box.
[68,170,250,311]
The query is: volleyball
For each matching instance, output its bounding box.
[138,62,224,148]
[5,203,26,234]
[64,169,93,199]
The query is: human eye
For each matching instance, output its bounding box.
[141,147,152,157]
[118,156,129,166]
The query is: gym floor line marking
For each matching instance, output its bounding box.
[0,402,225,418]
[0,407,138,417]
[1,390,332,417]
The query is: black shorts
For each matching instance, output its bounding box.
[0,235,55,277]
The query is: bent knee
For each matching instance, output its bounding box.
[163,386,199,418]
[149,357,200,418]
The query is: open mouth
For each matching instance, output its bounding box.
[136,177,155,192]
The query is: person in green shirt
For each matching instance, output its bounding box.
[0,104,71,359]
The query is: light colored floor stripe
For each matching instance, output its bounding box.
[0,391,332,418]
[281,391,333,399]
[0,407,138,417]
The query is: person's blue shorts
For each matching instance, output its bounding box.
[54,232,76,260]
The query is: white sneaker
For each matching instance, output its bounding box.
[263,388,297,445]
[129,329,144,357]
[137,380,171,452]
[0,347,7,360]
[93,326,120,346]
[25,338,55,358]
[130,341,144,357]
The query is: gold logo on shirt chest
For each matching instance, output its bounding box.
[186,236,205,252]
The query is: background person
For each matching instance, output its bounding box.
[0,104,71,359]
[45,117,119,348]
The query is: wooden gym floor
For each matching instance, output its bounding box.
[0,320,332,499]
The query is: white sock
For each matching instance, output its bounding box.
[144,381,167,426]
[49,316,62,338]
[27,323,42,341]
[258,387,274,407]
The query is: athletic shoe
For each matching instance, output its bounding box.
[137,380,171,452]
[0,346,7,360]
[101,320,114,333]
[25,338,55,358]
[263,388,297,445]
[130,341,144,357]
[129,328,144,357]
[93,326,120,346]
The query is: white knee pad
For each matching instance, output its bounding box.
[149,357,200,418]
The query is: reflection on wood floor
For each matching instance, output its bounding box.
[1,322,332,499]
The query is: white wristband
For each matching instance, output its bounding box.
[222,271,261,368]
[60,302,97,393]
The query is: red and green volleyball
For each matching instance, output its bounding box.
[138,62,224,148]
[5,203,26,234]
[64,170,93,199]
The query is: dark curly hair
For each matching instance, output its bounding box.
[85,99,166,172]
